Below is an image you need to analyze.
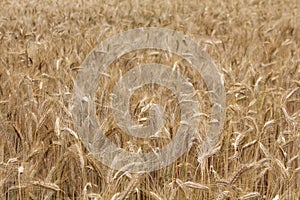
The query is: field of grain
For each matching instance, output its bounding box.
[0,0,299,199]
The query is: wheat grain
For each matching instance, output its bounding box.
[0,0,299,199]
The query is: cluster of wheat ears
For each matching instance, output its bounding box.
[0,0,299,199]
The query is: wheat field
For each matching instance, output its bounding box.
[0,0,299,199]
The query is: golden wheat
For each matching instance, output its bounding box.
[0,0,299,199]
